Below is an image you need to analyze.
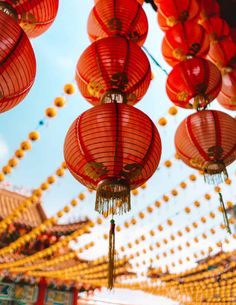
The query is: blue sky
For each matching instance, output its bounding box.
[0,1,236,304]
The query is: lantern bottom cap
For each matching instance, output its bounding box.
[101,90,126,104]
[204,160,228,185]
[95,178,131,217]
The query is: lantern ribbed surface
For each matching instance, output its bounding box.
[162,21,210,67]
[0,11,36,113]
[217,69,236,110]
[0,0,59,38]
[166,57,222,109]
[75,37,151,106]
[88,0,148,46]
[175,110,236,184]
[208,38,236,70]
[157,0,200,32]
[64,103,162,216]
[198,0,220,21]
[201,16,230,42]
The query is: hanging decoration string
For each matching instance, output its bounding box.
[218,192,231,234]
[142,45,169,76]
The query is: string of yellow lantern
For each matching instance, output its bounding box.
[0,83,75,183]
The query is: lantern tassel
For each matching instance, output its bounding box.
[204,161,228,185]
[95,179,130,217]
[219,192,231,234]
[108,219,116,290]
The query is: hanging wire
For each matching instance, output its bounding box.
[142,45,169,76]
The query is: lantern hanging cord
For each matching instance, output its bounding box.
[108,218,116,290]
[142,46,168,76]
[218,192,231,234]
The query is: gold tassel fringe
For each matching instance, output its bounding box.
[95,179,130,217]
[204,161,228,185]
[108,219,115,290]
[219,192,231,234]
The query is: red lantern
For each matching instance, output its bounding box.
[0,11,36,113]
[166,58,222,109]
[207,38,236,72]
[0,0,59,38]
[201,16,230,42]
[75,37,151,106]
[64,103,162,216]
[198,0,220,22]
[217,69,236,110]
[162,21,210,67]
[157,0,200,32]
[175,110,236,184]
[88,0,148,46]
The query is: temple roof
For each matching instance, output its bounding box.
[0,189,46,227]
[0,189,89,235]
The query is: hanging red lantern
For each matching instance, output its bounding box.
[162,21,210,67]
[200,16,230,43]
[0,0,59,38]
[88,0,148,46]
[0,11,36,113]
[64,103,162,216]
[198,0,220,22]
[157,0,200,32]
[217,92,236,111]
[207,38,236,72]
[166,57,222,109]
[175,110,236,184]
[75,37,151,106]
[217,69,236,110]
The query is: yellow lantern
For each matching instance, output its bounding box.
[71,199,78,207]
[21,141,32,150]
[29,131,40,141]
[78,192,86,200]
[168,106,178,116]
[45,107,57,118]
[8,158,18,168]
[54,96,66,107]
[47,175,56,184]
[64,83,75,95]
[158,117,167,126]
[15,149,25,158]
[56,168,65,177]
[0,173,4,182]
[41,182,49,191]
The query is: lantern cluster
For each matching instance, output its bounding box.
[0,0,59,113]
[198,0,236,110]
[155,0,236,184]
[64,0,162,217]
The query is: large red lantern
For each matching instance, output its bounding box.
[175,110,236,184]
[166,58,222,109]
[64,103,162,216]
[207,38,236,72]
[157,0,200,32]
[88,0,148,46]
[75,37,151,106]
[201,16,230,43]
[0,11,36,113]
[217,69,236,110]
[162,21,210,67]
[0,0,59,38]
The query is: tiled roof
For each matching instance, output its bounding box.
[0,189,46,227]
